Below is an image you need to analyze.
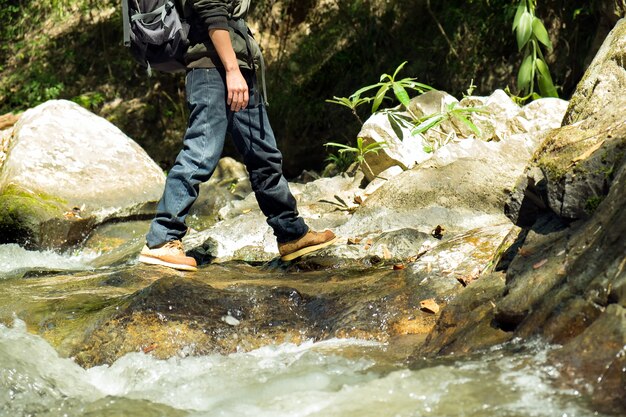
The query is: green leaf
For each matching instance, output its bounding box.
[392,83,411,108]
[532,17,552,50]
[351,82,384,99]
[412,114,444,135]
[388,113,405,140]
[454,113,481,137]
[390,112,414,125]
[325,142,356,152]
[325,96,352,108]
[535,58,551,80]
[403,80,434,93]
[372,85,389,113]
[535,59,558,97]
[517,54,533,91]
[392,61,408,80]
[516,11,533,50]
[512,2,526,31]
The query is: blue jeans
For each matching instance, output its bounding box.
[146,68,308,248]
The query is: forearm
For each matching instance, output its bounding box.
[208,28,248,111]
[209,28,239,72]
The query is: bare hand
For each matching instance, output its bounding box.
[226,69,249,112]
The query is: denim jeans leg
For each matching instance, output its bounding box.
[146,69,228,248]
[230,73,308,243]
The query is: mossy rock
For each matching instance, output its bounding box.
[0,184,95,249]
[532,97,626,219]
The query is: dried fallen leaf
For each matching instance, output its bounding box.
[142,343,157,354]
[456,267,482,287]
[393,263,405,270]
[347,237,362,245]
[419,299,440,314]
[533,258,548,269]
[354,195,364,205]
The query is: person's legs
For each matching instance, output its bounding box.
[146,68,229,248]
[229,72,336,260]
[229,72,308,243]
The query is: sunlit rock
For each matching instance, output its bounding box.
[0,100,165,248]
[562,18,626,125]
[336,136,535,238]
[358,89,568,182]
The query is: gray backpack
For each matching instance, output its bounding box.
[122,0,189,73]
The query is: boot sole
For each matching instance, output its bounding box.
[280,237,338,261]
[138,255,198,271]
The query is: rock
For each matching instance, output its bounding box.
[506,20,626,225]
[535,99,626,220]
[554,304,626,413]
[494,215,571,326]
[562,18,626,125]
[0,100,165,249]
[337,136,537,238]
[357,111,429,181]
[0,261,455,367]
[187,157,252,231]
[415,272,511,356]
[186,173,364,262]
[357,89,568,182]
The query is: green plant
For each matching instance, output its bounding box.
[325,137,387,174]
[325,95,373,125]
[413,102,485,153]
[513,0,558,99]
[326,62,485,160]
[351,61,432,115]
[325,150,357,173]
[413,102,484,137]
[326,62,432,123]
[72,92,105,110]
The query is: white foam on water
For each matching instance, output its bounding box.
[0,243,99,277]
[0,320,612,417]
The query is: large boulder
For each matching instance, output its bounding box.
[416,19,626,414]
[507,19,626,225]
[0,100,165,248]
[562,18,626,125]
[337,133,544,238]
[357,89,568,181]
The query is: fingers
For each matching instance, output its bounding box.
[228,88,249,112]
[226,71,249,112]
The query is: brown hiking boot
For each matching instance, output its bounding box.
[138,240,198,271]
[278,229,337,261]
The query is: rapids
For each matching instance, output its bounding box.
[0,244,610,417]
[0,318,607,417]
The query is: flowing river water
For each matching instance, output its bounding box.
[0,244,611,417]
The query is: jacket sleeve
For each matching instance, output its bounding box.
[190,0,230,31]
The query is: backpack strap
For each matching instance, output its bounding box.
[122,0,131,47]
